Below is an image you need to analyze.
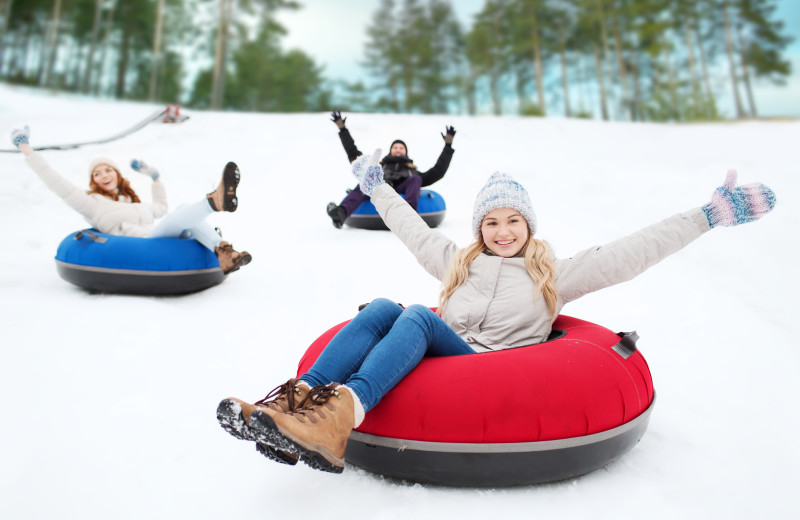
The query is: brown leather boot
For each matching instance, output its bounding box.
[217,379,310,465]
[214,241,252,274]
[249,383,355,474]
[207,161,240,212]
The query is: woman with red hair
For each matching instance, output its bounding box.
[10,125,251,274]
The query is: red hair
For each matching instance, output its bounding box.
[87,165,141,203]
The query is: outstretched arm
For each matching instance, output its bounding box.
[555,170,776,305]
[10,125,98,219]
[351,149,456,278]
[331,111,362,163]
[418,126,456,187]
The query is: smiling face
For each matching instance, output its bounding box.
[480,207,530,257]
[390,142,407,156]
[91,164,119,194]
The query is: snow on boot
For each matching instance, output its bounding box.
[207,161,240,212]
[214,241,251,274]
[217,379,310,466]
[249,383,356,474]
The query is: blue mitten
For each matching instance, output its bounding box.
[10,125,30,148]
[130,159,160,181]
[352,148,384,196]
[701,170,776,228]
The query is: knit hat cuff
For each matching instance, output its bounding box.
[390,139,407,153]
[88,157,122,175]
[472,172,537,237]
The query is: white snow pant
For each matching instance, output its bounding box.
[148,198,221,251]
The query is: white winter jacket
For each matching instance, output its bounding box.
[26,152,168,237]
[370,183,711,352]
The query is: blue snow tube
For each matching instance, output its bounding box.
[346,189,446,230]
[55,229,225,295]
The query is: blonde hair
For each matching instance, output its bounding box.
[437,233,558,320]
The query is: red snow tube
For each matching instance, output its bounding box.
[297,314,655,487]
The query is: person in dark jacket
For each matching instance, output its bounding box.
[325,111,456,228]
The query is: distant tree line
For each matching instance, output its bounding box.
[0,0,792,121]
[0,0,327,112]
[350,0,792,120]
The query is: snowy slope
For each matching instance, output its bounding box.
[1,83,798,519]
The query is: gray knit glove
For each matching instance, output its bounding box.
[352,148,383,196]
[130,159,160,181]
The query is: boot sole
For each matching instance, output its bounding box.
[216,399,253,441]
[255,442,299,466]
[222,252,252,275]
[217,399,299,466]
[326,202,344,229]
[249,410,344,474]
[222,162,240,212]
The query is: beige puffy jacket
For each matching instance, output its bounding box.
[26,152,168,237]
[370,183,711,352]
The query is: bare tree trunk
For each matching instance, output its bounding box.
[514,61,526,112]
[489,9,503,115]
[390,72,400,112]
[211,0,233,110]
[524,4,545,115]
[40,0,63,87]
[17,24,32,78]
[684,19,703,110]
[593,47,608,121]
[82,0,104,93]
[0,0,15,74]
[722,0,745,118]
[465,64,477,115]
[149,0,165,101]
[94,3,115,96]
[532,27,545,114]
[734,23,757,117]
[403,55,414,112]
[663,46,679,120]
[594,0,614,117]
[692,21,715,110]
[489,72,502,115]
[116,25,131,99]
[630,59,641,121]
[611,17,631,120]
[67,38,82,89]
[557,19,570,117]
[7,19,23,77]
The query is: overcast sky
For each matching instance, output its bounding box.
[275,0,800,117]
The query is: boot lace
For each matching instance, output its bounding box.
[254,379,303,412]
[290,384,342,422]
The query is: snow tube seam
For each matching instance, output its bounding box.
[54,260,221,276]
[348,396,655,453]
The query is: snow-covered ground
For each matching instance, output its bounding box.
[1,83,798,519]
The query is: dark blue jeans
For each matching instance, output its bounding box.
[300,298,474,411]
